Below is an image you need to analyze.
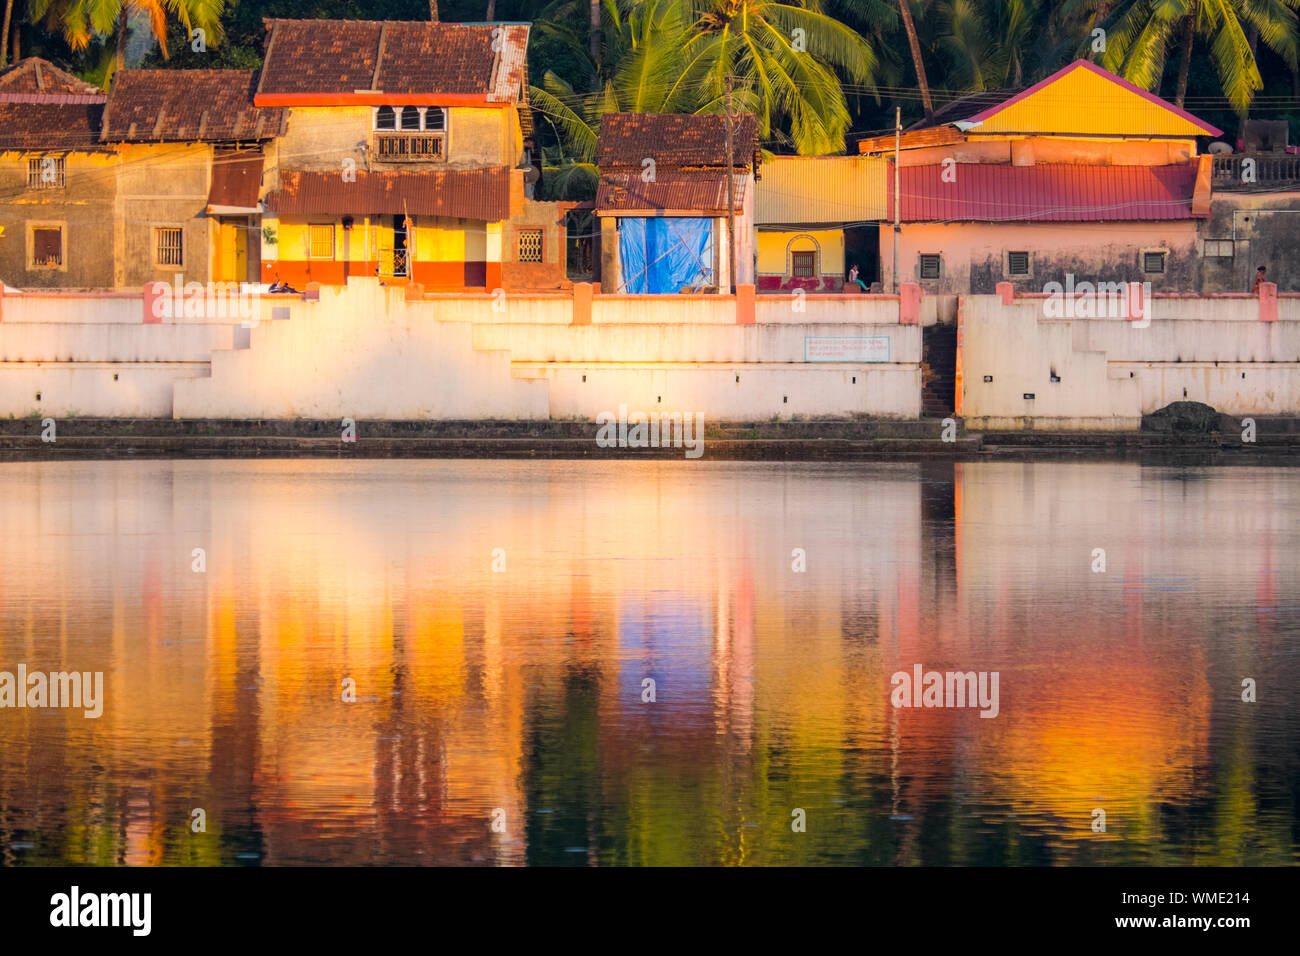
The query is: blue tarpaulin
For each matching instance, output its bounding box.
[618,217,713,293]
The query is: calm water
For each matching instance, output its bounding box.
[0,459,1296,866]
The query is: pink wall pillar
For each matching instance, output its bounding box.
[572,282,592,326]
[899,282,922,324]
[1259,281,1277,322]
[142,281,166,324]
[736,283,756,325]
[995,281,1015,305]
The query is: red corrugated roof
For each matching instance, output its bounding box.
[893,162,1201,221]
[595,169,746,215]
[267,168,509,221]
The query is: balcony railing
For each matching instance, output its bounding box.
[1211,153,1300,190]
[371,131,446,163]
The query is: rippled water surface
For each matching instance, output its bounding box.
[0,459,1296,865]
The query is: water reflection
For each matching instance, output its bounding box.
[0,460,1296,865]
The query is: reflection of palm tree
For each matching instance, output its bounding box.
[31,0,226,78]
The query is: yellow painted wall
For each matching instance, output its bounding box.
[976,64,1214,137]
[757,230,844,275]
[414,217,467,260]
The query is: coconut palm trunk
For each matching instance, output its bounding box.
[486,0,496,18]
[590,0,601,76]
[1,0,14,67]
[429,0,438,21]
[114,4,127,73]
[898,0,932,114]
[1174,0,1199,107]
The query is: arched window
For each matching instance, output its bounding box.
[375,106,396,130]
[400,106,421,130]
[423,107,446,131]
[787,235,820,278]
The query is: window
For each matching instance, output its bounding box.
[1006,251,1030,276]
[791,250,817,278]
[1142,251,1166,274]
[31,226,63,267]
[375,105,447,132]
[308,224,335,259]
[919,254,941,279]
[517,228,543,263]
[1203,239,1235,258]
[156,227,183,266]
[27,156,65,189]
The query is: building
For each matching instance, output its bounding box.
[1,20,569,294]
[255,18,566,293]
[594,112,758,293]
[857,59,1220,299]
[0,58,114,289]
[753,155,888,292]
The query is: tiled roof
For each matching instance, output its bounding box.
[596,169,746,214]
[257,19,529,100]
[893,162,1202,221]
[597,113,758,169]
[101,70,286,142]
[0,57,103,102]
[0,102,107,151]
[267,168,510,221]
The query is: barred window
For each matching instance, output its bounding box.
[517,228,543,263]
[919,254,941,279]
[308,224,335,259]
[791,250,817,277]
[1142,251,1166,275]
[1007,251,1030,275]
[156,227,183,266]
[27,156,65,189]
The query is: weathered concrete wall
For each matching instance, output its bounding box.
[116,144,213,289]
[174,279,922,420]
[960,290,1300,428]
[0,362,207,418]
[0,152,119,290]
[1198,193,1300,293]
[881,221,1200,297]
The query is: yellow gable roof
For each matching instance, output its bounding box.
[965,60,1221,138]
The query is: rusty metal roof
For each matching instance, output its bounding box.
[208,149,266,210]
[257,20,529,100]
[102,70,286,142]
[595,169,746,215]
[267,168,510,220]
[893,162,1202,221]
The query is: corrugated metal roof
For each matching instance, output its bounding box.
[209,150,265,209]
[756,156,889,224]
[267,168,510,221]
[595,170,745,215]
[894,162,1201,221]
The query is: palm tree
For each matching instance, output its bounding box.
[1100,0,1300,110]
[30,0,225,77]
[897,0,933,111]
[681,0,879,154]
[1,0,15,67]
